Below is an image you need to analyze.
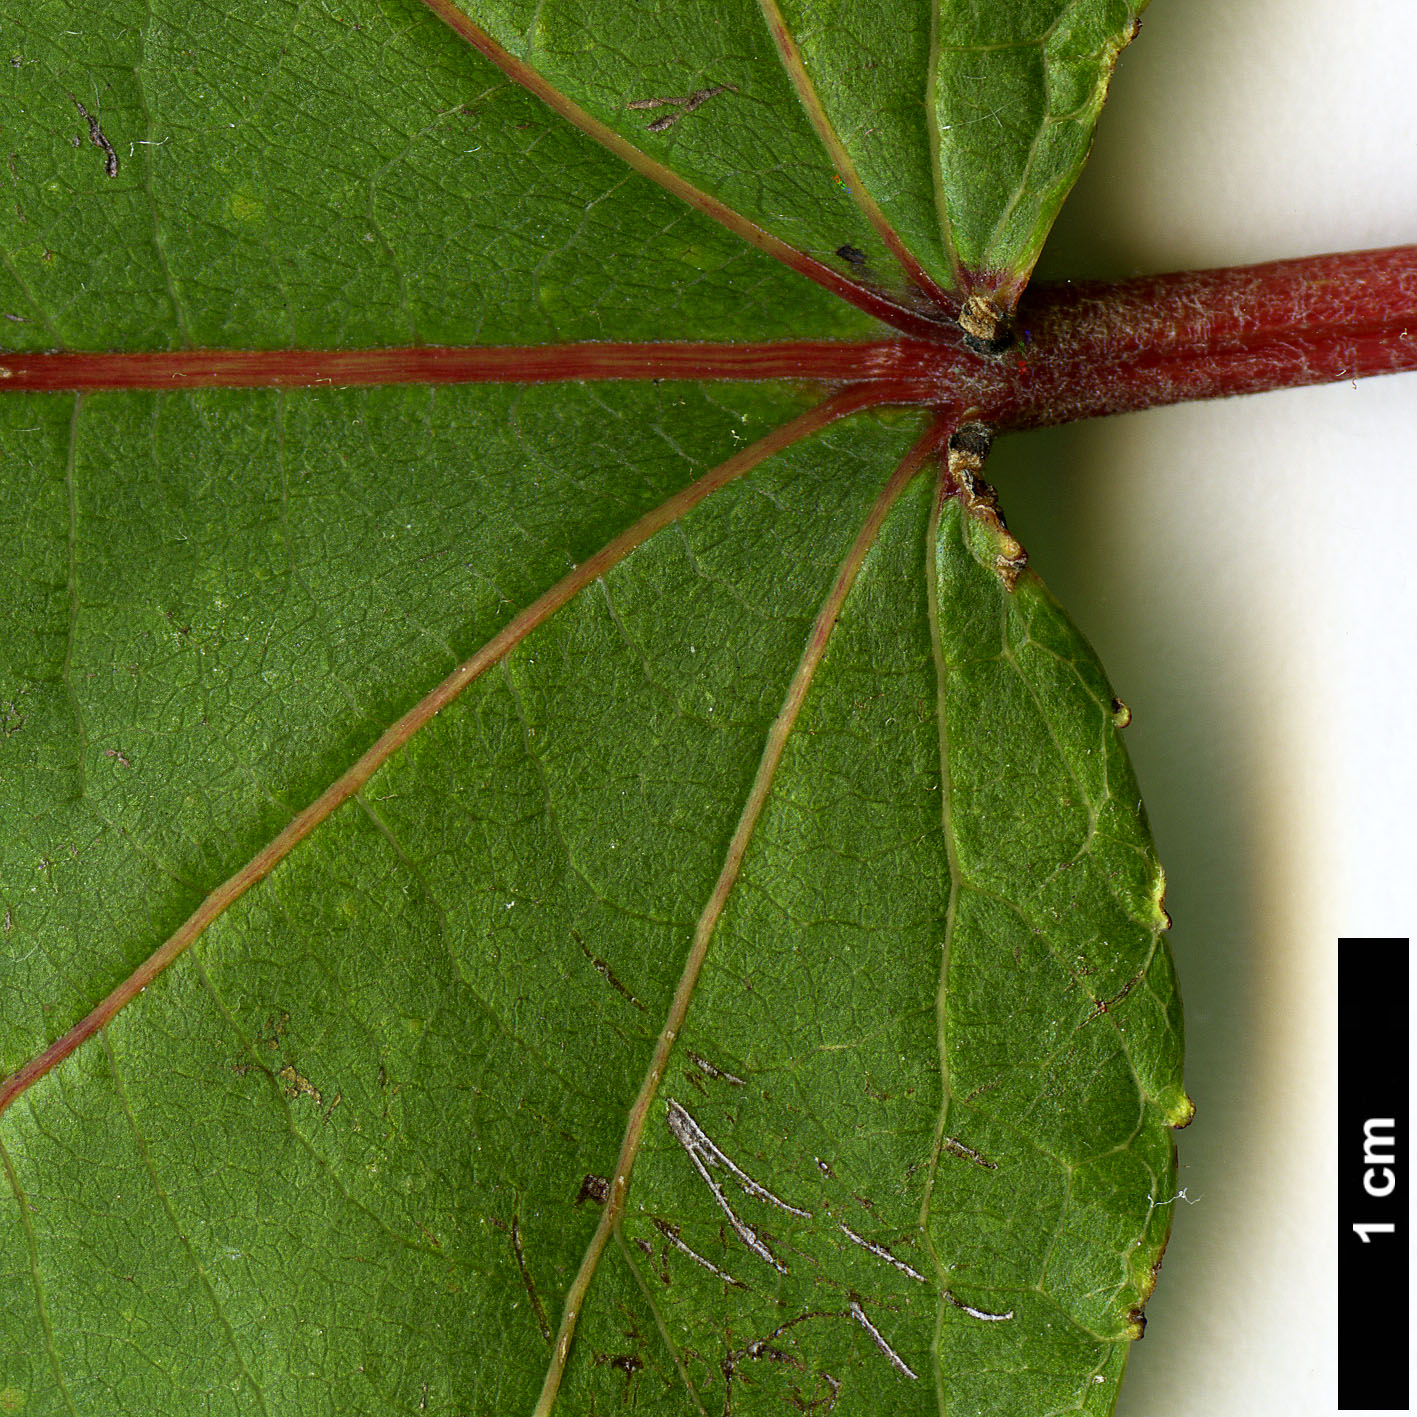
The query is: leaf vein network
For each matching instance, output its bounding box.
[0,1137,81,1417]
[100,1031,276,1417]
[189,953,457,1263]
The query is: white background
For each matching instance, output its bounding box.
[986,1,1417,1413]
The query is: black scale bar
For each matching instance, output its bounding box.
[1339,938,1409,1411]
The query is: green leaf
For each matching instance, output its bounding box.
[449,0,1146,310]
[0,2,1185,1415]
[932,0,1148,300]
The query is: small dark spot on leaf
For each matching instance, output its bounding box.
[573,929,647,1011]
[278,1064,321,1105]
[686,1049,744,1085]
[942,1135,997,1170]
[948,424,994,463]
[835,244,867,266]
[958,292,1014,355]
[511,1211,552,1344]
[69,94,118,177]
[576,1173,610,1206]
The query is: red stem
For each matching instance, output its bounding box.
[0,248,1411,1119]
[993,244,1417,429]
[1,247,1413,430]
[1021,245,1417,356]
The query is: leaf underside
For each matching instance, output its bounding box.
[0,2,1184,1415]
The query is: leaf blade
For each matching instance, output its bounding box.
[933,0,1149,305]
[2,399,946,1412]
[0,1,1189,1411]
[0,2,879,349]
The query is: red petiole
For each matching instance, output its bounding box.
[1,246,1412,435]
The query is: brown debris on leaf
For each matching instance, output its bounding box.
[626,84,736,133]
[576,1173,610,1206]
[958,292,1014,356]
[946,425,1028,589]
